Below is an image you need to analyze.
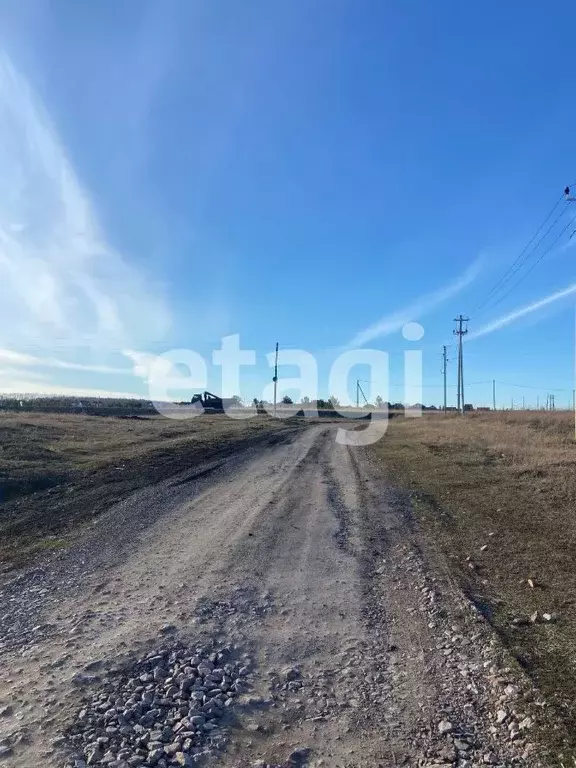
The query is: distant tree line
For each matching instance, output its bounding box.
[0,393,443,418]
[248,396,439,411]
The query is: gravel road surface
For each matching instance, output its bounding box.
[0,425,549,767]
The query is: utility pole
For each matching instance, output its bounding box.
[356,381,369,408]
[453,315,469,415]
[492,379,496,411]
[442,346,448,412]
[273,342,279,416]
[522,396,525,410]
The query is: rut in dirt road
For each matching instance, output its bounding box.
[0,425,548,768]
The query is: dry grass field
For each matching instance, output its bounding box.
[370,410,576,750]
[5,407,576,753]
[0,411,305,569]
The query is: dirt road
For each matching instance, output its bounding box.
[0,425,548,767]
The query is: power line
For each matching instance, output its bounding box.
[472,179,576,316]
[485,211,576,312]
[497,380,571,392]
[387,381,570,391]
[385,381,491,388]
[472,196,567,316]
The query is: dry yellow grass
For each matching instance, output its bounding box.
[369,411,576,753]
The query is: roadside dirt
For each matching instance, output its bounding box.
[369,412,576,761]
[0,425,553,767]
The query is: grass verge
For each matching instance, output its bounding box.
[369,411,576,756]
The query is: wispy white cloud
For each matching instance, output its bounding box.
[469,282,576,340]
[0,367,49,382]
[0,348,128,374]
[122,349,163,380]
[347,260,481,347]
[0,51,171,362]
[122,349,203,387]
[0,349,36,367]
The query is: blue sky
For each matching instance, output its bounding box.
[0,0,575,407]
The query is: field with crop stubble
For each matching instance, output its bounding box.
[0,411,307,569]
[370,409,576,751]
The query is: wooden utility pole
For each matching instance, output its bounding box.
[453,316,469,414]
[273,342,279,415]
[442,346,448,412]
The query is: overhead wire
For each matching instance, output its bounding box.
[497,381,571,391]
[472,194,568,316]
[386,381,493,388]
[471,179,576,317]
[484,211,576,313]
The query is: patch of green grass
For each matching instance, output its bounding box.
[28,537,69,553]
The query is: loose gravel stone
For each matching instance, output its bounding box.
[62,641,249,767]
[282,666,301,682]
[438,719,453,735]
[453,738,470,751]
[496,709,508,724]
[519,716,532,730]
[289,746,311,764]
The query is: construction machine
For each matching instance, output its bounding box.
[190,391,236,413]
